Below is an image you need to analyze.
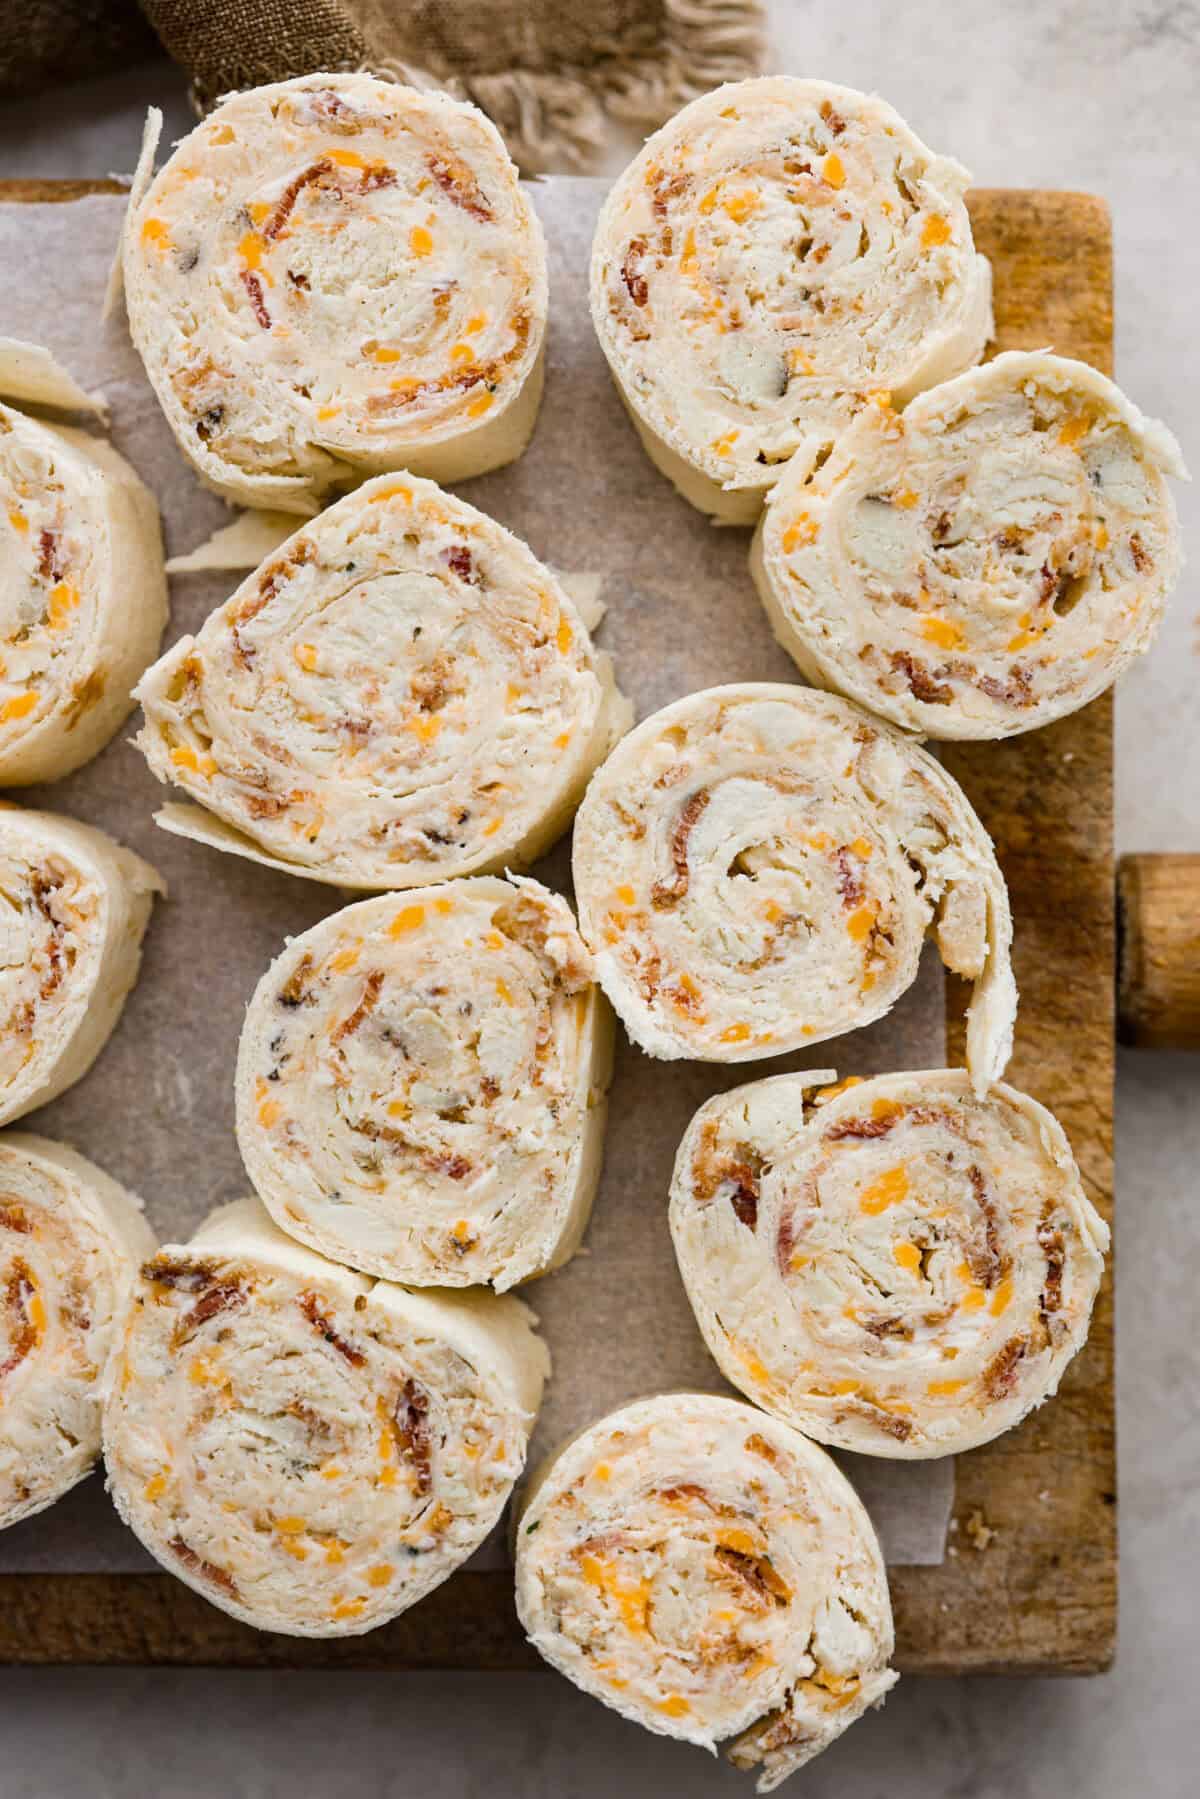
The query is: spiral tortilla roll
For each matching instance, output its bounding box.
[515,1393,895,1790]
[591,78,991,524]
[236,876,611,1288]
[104,1197,548,1635]
[0,372,167,785]
[121,74,548,512]
[135,473,627,888]
[572,685,1015,1087]
[670,1069,1108,1458]
[0,1133,153,1530]
[753,352,1186,738]
[0,807,162,1126]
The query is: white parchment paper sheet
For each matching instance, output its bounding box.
[0,180,952,1574]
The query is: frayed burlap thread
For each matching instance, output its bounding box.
[140,0,766,171]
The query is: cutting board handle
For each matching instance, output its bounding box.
[1117,853,1200,1047]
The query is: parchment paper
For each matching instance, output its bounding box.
[0,181,953,1576]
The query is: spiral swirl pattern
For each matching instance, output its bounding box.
[754,352,1185,737]
[1,1134,153,1530]
[0,808,161,1126]
[591,78,992,522]
[236,876,611,1288]
[572,685,1015,1086]
[670,1069,1109,1457]
[104,1199,548,1635]
[136,473,625,888]
[516,1393,896,1790]
[123,75,547,510]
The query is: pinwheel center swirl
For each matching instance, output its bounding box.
[774,1111,1024,1356]
[652,776,906,998]
[566,1485,797,1694]
[845,435,1102,652]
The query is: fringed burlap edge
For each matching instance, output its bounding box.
[372,0,766,173]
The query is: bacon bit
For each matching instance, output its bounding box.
[870,1408,914,1443]
[243,789,288,821]
[170,1537,239,1597]
[621,237,649,307]
[0,1204,31,1235]
[304,87,356,125]
[890,650,953,704]
[394,1378,433,1495]
[743,1431,779,1465]
[966,1164,1005,1288]
[358,164,396,194]
[332,969,384,1044]
[826,1113,898,1142]
[240,269,272,329]
[775,1213,797,1276]
[984,1335,1027,1400]
[298,1292,365,1367]
[428,1153,471,1181]
[142,1255,220,1292]
[1130,533,1151,572]
[445,544,476,583]
[834,846,865,909]
[713,1545,791,1607]
[1039,1214,1065,1317]
[977,666,1034,708]
[652,789,709,907]
[263,158,333,239]
[0,1259,40,1381]
[279,951,316,1008]
[36,529,61,581]
[820,99,846,135]
[171,1281,246,1349]
[651,170,690,218]
[426,151,493,221]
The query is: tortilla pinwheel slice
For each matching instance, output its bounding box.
[753,351,1186,738]
[515,1393,896,1791]
[591,77,992,523]
[0,807,162,1127]
[121,73,548,512]
[0,1133,154,1531]
[571,684,1015,1088]
[0,351,167,785]
[104,1197,549,1636]
[134,473,627,889]
[236,876,612,1288]
[670,1068,1108,1458]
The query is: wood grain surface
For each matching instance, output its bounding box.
[0,184,1115,1672]
[1118,853,1200,1047]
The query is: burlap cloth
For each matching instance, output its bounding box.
[2,0,765,171]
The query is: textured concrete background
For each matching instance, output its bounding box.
[1,2,1197,1793]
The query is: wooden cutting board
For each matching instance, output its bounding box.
[0,182,1114,1674]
